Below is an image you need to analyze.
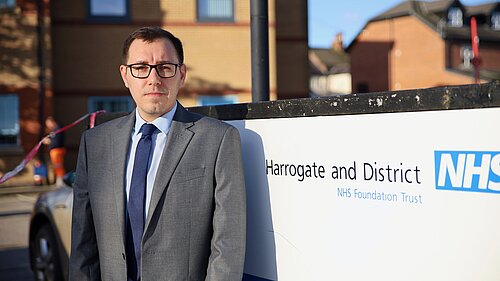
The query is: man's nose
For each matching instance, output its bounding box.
[148,67,162,84]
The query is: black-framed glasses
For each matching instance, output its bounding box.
[125,62,182,79]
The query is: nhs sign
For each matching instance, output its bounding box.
[435,151,500,193]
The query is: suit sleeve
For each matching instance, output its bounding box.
[206,126,247,281]
[69,132,101,280]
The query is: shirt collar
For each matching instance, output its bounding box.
[133,102,177,135]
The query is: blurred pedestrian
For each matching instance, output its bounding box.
[32,157,48,185]
[44,116,66,186]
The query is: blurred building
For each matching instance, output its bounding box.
[309,33,351,97]
[347,0,500,94]
[0,0,52,185]
[0,0,309,185]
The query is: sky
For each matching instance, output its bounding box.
[308,0,494,49]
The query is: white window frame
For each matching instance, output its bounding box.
[448,7,463,27]
[197,0,234,22]
[460,46,473,69]
[88,0,129,22]
[492,11,500,30]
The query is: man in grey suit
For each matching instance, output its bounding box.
[69,27,246,281]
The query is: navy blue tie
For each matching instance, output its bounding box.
[126,123,157,281]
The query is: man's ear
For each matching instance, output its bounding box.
[120,65,129,88]
[179,64,187,86]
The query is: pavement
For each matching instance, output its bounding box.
[0,184,58,196]
[0,248,33,281]
[0,185,51,281]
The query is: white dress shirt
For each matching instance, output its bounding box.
[125,102,177,217]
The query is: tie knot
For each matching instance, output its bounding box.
[141,123,157,137]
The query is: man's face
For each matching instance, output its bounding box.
[120,38,186,122]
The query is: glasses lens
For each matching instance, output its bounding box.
[156,64,176,78]
[130,64,150,78]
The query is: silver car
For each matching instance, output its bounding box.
[29,173,74,281]
[29,113,127,281]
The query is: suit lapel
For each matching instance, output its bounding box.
[111,112,135,246]
[145,106,195,231]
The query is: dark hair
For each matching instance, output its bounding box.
[122,26,184,64]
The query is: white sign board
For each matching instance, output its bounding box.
[230,107,500,281]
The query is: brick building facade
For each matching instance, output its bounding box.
[348,0,500,93]
[0,0,309,186]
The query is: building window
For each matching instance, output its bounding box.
[197,0,234,22]
[460,46,473,68]
[88,0,129,21]
[492,12,500,30]
[448,7,463,27]
[0,0,15,9]
[88,96,133,113]
[197,95,237,106]
[0,95,19,146]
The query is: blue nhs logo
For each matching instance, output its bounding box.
[435,151,500,193]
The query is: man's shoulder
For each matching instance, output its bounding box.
[196,114,232,128]
[187,111,235,133]
[176,106,233,130]
[85,113,131,137]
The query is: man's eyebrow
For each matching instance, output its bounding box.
[130,60,177,65]
[157,60,179,64]
[129,60,148,64]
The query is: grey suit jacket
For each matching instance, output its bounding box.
[69,104,246,281]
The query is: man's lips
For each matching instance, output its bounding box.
[145,92,166,96]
